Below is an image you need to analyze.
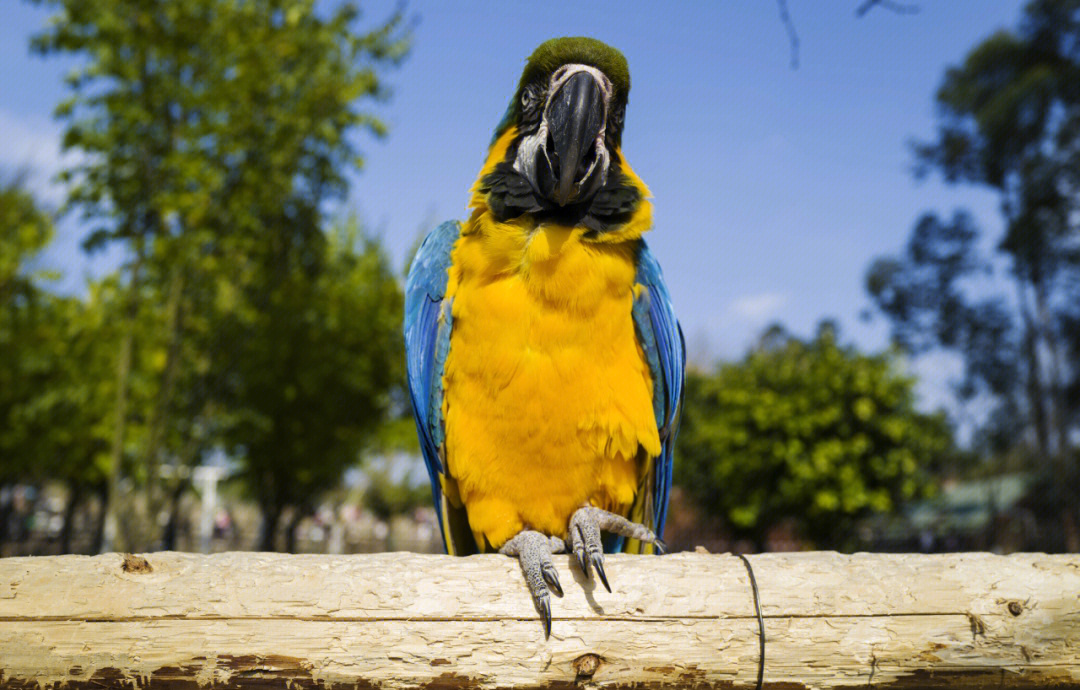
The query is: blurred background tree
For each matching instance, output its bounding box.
[866,0,1080,550]
[15,0,411,551]
[675,322,956,550]
[1,181,121,553]
[0,178,54,303]
[221,222,404,551]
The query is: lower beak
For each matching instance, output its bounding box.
[544,71,605,206]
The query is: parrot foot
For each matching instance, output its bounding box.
[499,529,566,638]
[567,506,666,593]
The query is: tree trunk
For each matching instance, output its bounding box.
[1017,281,1051,460]
[90,483,109,556]
[160,412,204,551]
[1063,508,1080,554]
[102,325,133,552]
[143,268,186,527]
[0,484,11,555]
[103,246,145,553]
[59,483,82,555]
[1036,289,1069,460]
[284,507,304,553]
[160,481,187,551]
[258,503,281,552]
[1030,275,1078,552]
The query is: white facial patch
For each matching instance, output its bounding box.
[548,64,615,110]
[513,64,614,202]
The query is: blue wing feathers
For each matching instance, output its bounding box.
[404,221,461,531]
[429,300,453,450]
[631,291,665,427]
[632,241,685,539]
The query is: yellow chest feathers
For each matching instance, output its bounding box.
[441,217,661,548]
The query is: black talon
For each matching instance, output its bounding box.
[574,549,588,575]
[499,529,565,639]
[591,552,611,592]
[574,525,590,576]
[542,564,563,597]
[538,595,552,638]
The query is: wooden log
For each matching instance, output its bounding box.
[0,551,1077,689]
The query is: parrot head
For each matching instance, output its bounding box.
[505,37,630,207]
[477,37,641,226]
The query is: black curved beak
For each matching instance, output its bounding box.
[544,71,605,206]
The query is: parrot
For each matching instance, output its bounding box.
[404,36,684,636]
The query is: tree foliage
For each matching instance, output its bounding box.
[1,179,59,485]
[0,181,123,551]
[867,0,1080,546]
[18,0,412,550]
[0,177,54,304]
[676,323,954,548]
[220,222,404,550]
[30,0,408,251]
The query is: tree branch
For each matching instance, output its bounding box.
[856,0,920,18]
[776,0,800,69]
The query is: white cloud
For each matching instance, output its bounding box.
[0,108,74,205]
[691,292,792,362]
[728,291,788,321]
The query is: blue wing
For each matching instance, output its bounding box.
[404,220,476,554]
[628,239,685,549]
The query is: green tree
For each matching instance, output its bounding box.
[220,222,404,551]
[31,0,410,549]
[0,181,119,553]
[866,212,1021,428]
[0,176,54,305]
[0,178,56,508]
[867,0,1080,548]
[13,287,124,553]
[676,323,954,549]
[1,177,53,412]
[362,459,430,524]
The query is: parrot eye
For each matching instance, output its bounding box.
[606,101,626,145]
[520,84,541,115]
[609,102,624,132]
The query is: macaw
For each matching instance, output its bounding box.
[405,36,684,636]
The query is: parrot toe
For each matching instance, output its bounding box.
[568,506,665,591]
[568,506,605,588]
[499,529,566,638]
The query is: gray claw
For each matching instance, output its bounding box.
[500,530,564,637]
[542,562,563,597]
[538,593,551,638]
[569,508,604,588]
[572,525,590,575]
[568,506,666,591]
[591,552,611,592]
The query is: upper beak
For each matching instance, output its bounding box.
[544,71,605,206]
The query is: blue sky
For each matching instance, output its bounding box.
[2,2,1023,393]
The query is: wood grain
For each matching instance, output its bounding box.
[0,551,1077,688]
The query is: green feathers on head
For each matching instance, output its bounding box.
[519,37,630,100]
[494,37,630,140]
